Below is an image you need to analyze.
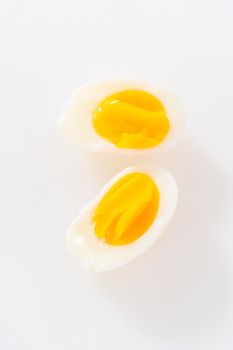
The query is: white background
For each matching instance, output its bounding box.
[0,0,233,349]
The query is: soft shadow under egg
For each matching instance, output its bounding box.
[94,140,231,341]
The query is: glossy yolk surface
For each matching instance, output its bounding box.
[93,172,159,245]
[92,90,169,149]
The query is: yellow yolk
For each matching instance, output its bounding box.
[93,172,159,245]
[92,90,169,149]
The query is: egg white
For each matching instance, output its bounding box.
[68,164,178,272]
[58,79,185,154]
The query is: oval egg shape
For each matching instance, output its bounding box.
[58,79,185,154]
[68,164,178,272]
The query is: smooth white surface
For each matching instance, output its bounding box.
[0,0,233,349]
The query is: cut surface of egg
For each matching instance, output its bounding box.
[93,90,169,149]
[68,164,178,272]
[58,79,184,154]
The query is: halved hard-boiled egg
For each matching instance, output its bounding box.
[58,79,184,154]
[68,164,178,271]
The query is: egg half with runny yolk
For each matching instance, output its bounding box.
[58,79,184,154]
[68,164,178,271]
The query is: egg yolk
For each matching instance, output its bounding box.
[93,172,159,245]
[92,90,169,149]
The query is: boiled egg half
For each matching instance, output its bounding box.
[68,164,178,271]
[58,79,184,154]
